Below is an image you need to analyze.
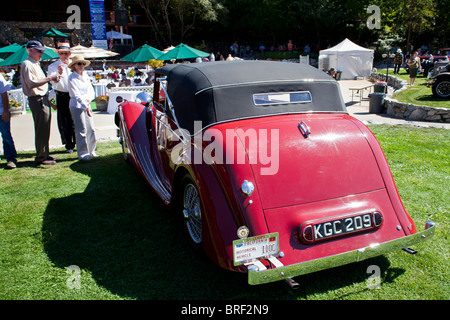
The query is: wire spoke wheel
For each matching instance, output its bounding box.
[436,80,450,98]
[183,182,202,245]
[432,78,450,99]
[119,121,129,161]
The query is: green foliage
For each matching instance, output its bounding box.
[134,0,447,52]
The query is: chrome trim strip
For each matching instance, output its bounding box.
[248,222,436,285]
[195,79,337,95]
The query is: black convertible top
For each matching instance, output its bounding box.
[156,60,346,134]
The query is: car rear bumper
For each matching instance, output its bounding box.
[248,221,436,285]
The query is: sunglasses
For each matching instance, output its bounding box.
[76,62,86,66]
[59,52,70,55]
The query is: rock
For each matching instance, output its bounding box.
[425,115,442,121]
[408,108,426,120]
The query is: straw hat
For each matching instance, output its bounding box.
[52,42,71,53]
[68,55,90,69]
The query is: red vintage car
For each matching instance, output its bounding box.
[115,60,435,286]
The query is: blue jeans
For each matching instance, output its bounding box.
[0,113,18,163]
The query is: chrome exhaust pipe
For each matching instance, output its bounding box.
[284,277,300,289]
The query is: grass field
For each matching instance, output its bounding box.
[1,125,449,301]
[381,69,449,109]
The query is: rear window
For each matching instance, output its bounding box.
[253,91,312,106]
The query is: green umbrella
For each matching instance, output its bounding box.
[157,43,210,61]
[121,44,164,62]
[0,43,23,60]
[40,28,70,38]
[0,43,22,53]
[0,45,58,66]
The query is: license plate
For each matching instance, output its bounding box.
[300,212,382,244]
[233,233,279,266]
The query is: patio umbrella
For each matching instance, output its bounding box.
[70,45,119,59]
[40,28,70,38]
[0,45,58,66]
[0,43,22,54]
[121,44,163,62]
[157,43,209,61]
[0,43,23,60]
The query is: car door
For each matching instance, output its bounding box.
[151,78,190,194]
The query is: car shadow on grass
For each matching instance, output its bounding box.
[41,153,405,300]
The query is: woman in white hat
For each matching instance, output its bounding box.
[68,55,98,161]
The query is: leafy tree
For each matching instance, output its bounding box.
[172,0,227,42]
[404,0,435,51]
[291,0,347,47]
[134,0,225,46]
[134,0,171,46]
[434,0,450,48]
[128,0,446,52]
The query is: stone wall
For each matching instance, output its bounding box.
[0,21,93,47]
[370,72,450,123]
[370,72,408,90]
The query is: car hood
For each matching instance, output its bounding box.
[235,115,386,209]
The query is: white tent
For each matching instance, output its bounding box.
[106,31,134,47]
[319,38,374,80]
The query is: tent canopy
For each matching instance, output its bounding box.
[107,31,132,40]
[106,31,134,47]
[319,38,374,80]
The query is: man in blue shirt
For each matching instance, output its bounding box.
[0,73,18,169]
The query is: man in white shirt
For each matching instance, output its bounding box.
[48,43,76,153]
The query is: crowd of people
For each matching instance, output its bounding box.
[220,40,313,60]
[1,40,99,169]
[392,48,450,85]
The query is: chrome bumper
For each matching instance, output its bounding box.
[248,221,436,285]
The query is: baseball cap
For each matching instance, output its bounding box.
[26,40,47,51]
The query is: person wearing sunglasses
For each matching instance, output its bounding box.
[68,55,97,161]
[21,40,61,165]
[48,43,76,154]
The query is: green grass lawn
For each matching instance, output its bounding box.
[0,127,449,300]
[381,69,449,109]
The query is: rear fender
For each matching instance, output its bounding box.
[350,118,417,234]
[173,130,269,271]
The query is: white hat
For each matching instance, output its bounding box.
[68,55,90,69]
